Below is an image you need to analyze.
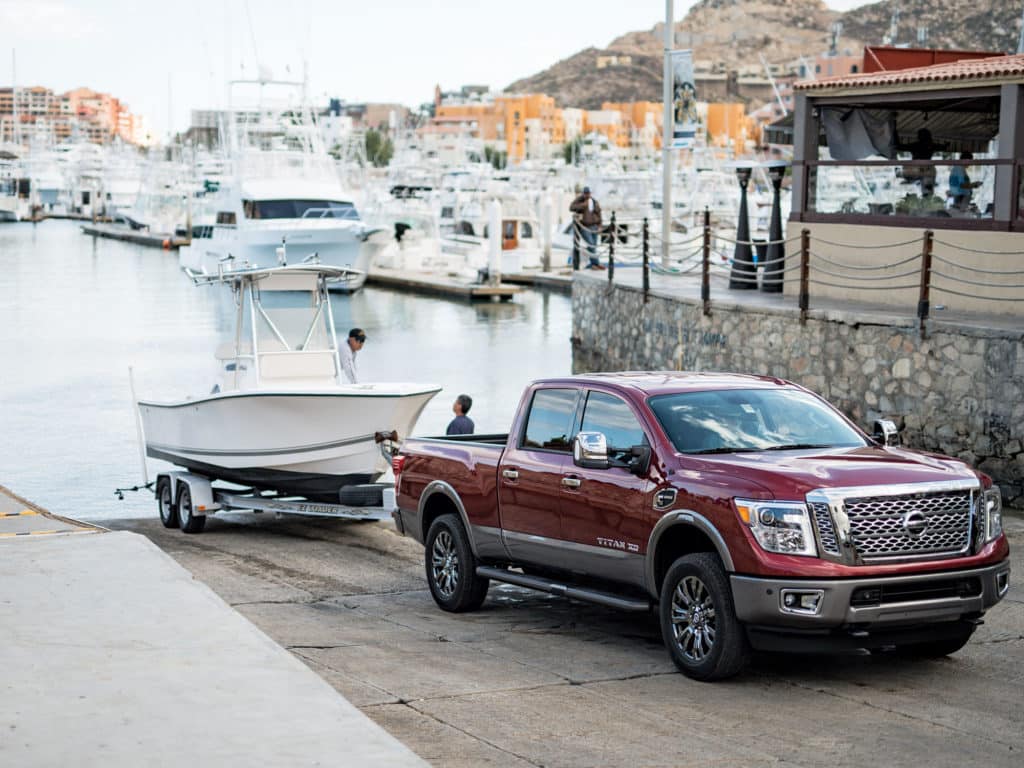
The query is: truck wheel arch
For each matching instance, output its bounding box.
[417,481,478,556]
[646,510,735,598]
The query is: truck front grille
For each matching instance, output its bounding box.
[808,486,975,563]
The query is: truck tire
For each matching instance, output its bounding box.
[425,514,489,612]
[659,552,749,681]
[157,478,177,528]
[338,484,385,507]
[176,485,206,534]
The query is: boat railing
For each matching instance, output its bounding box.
[300,207,361,221]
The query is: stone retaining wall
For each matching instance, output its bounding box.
[572,280,1024,508]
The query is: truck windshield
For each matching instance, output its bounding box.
[648,388,867,455]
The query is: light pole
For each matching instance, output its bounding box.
[728,163,757,290]
[761,161,789,293]
[662,0,674,267]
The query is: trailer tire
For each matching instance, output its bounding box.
[176,485,206,534]
[425,513,489,612]
[157,478,177,528]
[338,484,385,507]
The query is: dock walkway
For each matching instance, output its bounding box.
[0,484,424,767]
[81,222,188,249]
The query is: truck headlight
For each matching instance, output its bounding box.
[983,486,1003,543]
[735,499,817,557]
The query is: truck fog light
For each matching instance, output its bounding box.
[996,571,1010,597]
[780,589,824,615]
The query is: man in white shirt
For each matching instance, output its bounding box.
[339,328,366,383]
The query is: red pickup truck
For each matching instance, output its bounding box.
[393,373,1010,680]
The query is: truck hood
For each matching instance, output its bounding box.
[680,446,980,500]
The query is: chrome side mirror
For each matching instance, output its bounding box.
[873,419,900,447]
[573,431,609,469]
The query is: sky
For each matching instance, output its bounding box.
[0,0,869,139]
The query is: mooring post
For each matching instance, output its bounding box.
[701,208,711,316]
[917,229,934,338]
[642,217,650,303]
[799,229,810,325]
[608,212,615,285]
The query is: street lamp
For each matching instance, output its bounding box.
[728,163,756,290]
[761,161,789,293]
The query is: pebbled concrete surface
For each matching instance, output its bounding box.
[110,509,1024,767]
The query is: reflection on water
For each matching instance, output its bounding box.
[0,220,572,521]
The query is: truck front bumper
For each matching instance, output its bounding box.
[730,560,1010,649]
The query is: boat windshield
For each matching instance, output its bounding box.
[242,199,359,220]
[648,388,867,455]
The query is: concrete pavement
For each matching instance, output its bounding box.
[109,508,1024,768]
[0,484,425,767]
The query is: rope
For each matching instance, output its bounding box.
[930,238,1024,256]
[811,263,920,281]
[810,251,921,270]
[811,236,922,249]
[931,252,1024,275]
[931,285,1024,301]
[808,278,919,290]
[930,269,1024,289]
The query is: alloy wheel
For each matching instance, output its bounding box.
[670,575,717,662]
[431,529,460,599]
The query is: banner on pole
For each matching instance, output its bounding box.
[670,49,698,149]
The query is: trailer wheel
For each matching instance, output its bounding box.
[157,478,177,528]
[176,485,206,534]
[425,514,488,612]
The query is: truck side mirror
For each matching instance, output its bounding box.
[873,419,900,447]
[573,431,610,469]
[627,444,652,476]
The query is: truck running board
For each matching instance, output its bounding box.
[476,566,652,612]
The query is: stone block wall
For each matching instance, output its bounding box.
[572,280,1024,508]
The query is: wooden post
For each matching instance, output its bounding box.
[701,207,711,316]
[799,228,810,325]
[571,217,580,271]
[642,217,650,303]
[608,212,615,285]
[917,229,934,338]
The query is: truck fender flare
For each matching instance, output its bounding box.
[417,480,478,556]
[645,509,735,596]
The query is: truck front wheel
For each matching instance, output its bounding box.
[425,514,489,612]
[659,552,749,681]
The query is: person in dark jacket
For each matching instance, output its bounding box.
[446,394,475,435]
[569,186,604,269]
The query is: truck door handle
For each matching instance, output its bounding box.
[502,469,519,480]
[561,477,582,488]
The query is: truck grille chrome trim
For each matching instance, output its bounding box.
[807,481,979,564]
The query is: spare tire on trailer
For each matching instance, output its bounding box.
[338,483,385,507]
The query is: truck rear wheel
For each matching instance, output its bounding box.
[176,485,206,534]
[425,514,489,612]
[659,552,749,681]
[157,478,177,529]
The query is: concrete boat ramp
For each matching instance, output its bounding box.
[0,484,424,767]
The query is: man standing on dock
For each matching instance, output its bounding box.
[570,187,604,270]
[340,328,366,384]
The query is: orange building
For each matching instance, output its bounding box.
[704,103,755,148]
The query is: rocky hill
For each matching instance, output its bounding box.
[506,0,1024,108]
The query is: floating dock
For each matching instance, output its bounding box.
[367,268,521,300]
[81,222,188,249]
[502,271,573,294]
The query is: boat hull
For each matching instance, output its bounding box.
[139,387,439,501]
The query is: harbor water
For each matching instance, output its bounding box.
[0,220,572,521]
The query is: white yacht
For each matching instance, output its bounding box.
[179,80,386,291]
[138,263,441,501]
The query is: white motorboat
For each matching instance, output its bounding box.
[138,263,441,501]
[179,79,387,291]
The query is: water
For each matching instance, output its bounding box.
[0,220,572,521]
